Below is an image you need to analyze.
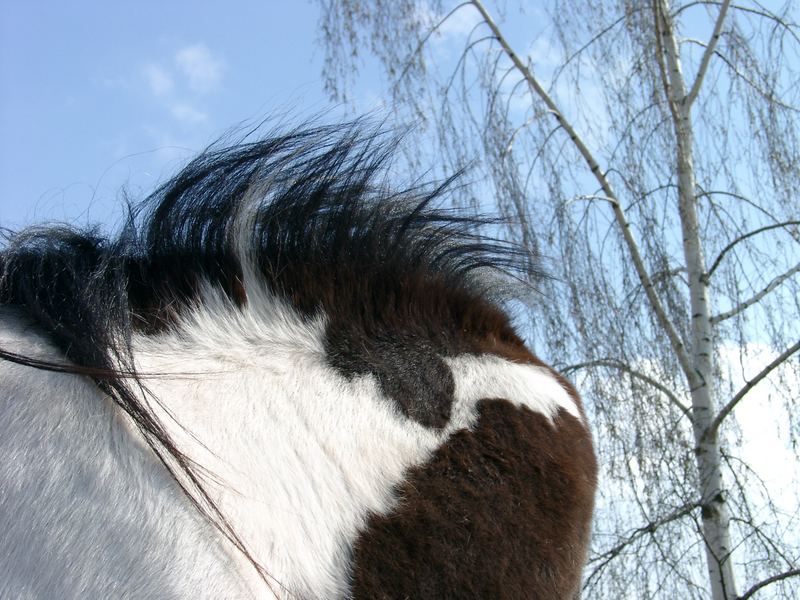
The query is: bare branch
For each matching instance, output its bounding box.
[395,2,474,86]
[470,0,697,384]
[696,189,788,227]
[563,358,692,418]
[706,220,800,280]
[565,194,616,205]
[550,13,629,88]
[502,114,535,156]
[316,1,800,595]
[441,35,497,100]
[684,39,800,113]
[653,0,682,125]
[711,262,800,323]
[584,502,700,588]
[705,339,800,440]
[736,568,800,600]
[674,2,800,47]
[686,0,731,107]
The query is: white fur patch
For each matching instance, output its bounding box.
[1,289,582,599]
[444,354,582,433]
[0,309,253,600]
[119,286,441,599]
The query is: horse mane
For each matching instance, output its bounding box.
[0,121,540,587]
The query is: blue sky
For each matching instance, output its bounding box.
[0,1,729,231]
[0,1,346,230]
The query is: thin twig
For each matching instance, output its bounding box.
[711,263,800,323]
[396,2,474,85]
[563,358,692,418]
[704,339,800,440]
[585,502,700,589]
[470,0,696,384]
[686,0,731,107]
[737,568,800,600]
[706,220,800,280]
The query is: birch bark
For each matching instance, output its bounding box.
[656,1,737,597]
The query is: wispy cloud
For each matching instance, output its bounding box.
[415,4,483,46]
[170,103,208,124]
[526,37,565,71]
[175,44,224,94]
[436,5,483,39]
[142,64,175,97]
[138,43,223,128]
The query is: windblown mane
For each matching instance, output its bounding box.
[0,122,544,589]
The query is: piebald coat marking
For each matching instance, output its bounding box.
[0,124,595,599]
[1,287,580,599]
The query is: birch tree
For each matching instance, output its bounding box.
[317,1,800,598]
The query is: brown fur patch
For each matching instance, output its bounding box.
[322,271,535,429]
[350,400,597,599]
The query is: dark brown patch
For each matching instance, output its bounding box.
[350,400,597,599]
[321,269,538,429]
[326,330,455,428]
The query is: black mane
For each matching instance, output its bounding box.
[0,121,539,585]
[4,122,534,334]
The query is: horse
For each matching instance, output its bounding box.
[0,122,597,599]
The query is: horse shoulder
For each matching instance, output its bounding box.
[0,309,253,599]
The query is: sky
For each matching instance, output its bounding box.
[0,1,744,228]
[0,1,347,230]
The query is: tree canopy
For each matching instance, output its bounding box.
[317,1,800,597]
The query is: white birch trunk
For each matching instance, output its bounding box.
[657,2,738,597]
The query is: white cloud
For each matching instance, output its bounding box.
[174,44,224,94]
[169,103,208,124]
[137,45,221,128]
[413,3,483,47]
[527,36,564,70]
[719,343,800,513]
[436,5,483,39]
[143,64,175,97]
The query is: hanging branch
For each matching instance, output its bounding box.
[470,0,696,384]
[686,0,731,107]
[706,220,800,280]
[395,2,474,86]
[711,263,800,323]
[584,502,701,588]
[736,568,800,600]
[563,358,692,418]
[704,339,800,441]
